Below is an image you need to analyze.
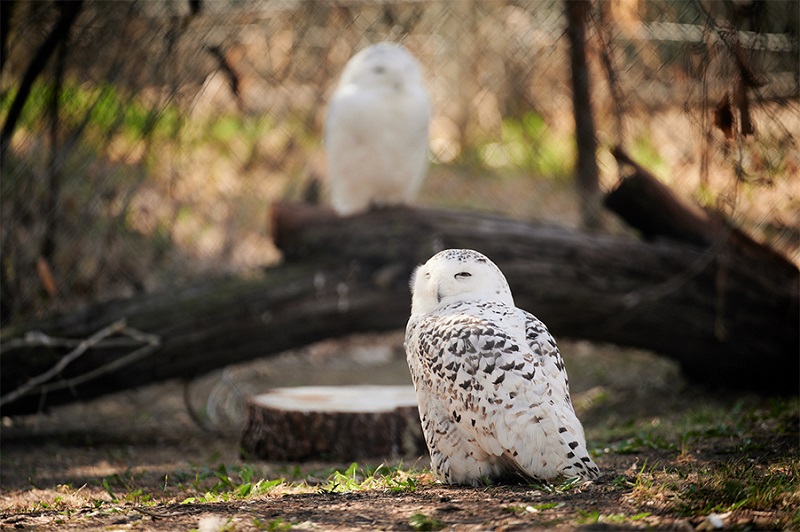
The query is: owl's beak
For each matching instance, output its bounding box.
[436,286,443,303]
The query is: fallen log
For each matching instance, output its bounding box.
[1,203,797,416]
[604,147,720,247]
[0,258,409,416]
[605,146,797,274]
[240,385,424,461]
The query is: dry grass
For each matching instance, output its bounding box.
[2,337,797,530]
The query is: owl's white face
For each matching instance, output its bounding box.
[338,42,425,92]
[410,249,515,316]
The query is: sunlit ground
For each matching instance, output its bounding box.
[2,334,798,530]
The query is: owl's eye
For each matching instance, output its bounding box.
[373,65,385,74]
[455,272,472,280]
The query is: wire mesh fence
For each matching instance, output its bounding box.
[1,0,798,324]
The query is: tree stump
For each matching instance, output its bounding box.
[240,385,426,462]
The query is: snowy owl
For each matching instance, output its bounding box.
[324,42,430,215]
[404,249,600,486]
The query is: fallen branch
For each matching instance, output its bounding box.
[1,204,797,416]
[605,146,723,246]
[606,146,798,280]
[0,320,160,408]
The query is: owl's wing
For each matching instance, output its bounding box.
[522,310,573,411]
[490,309,599,479]
[409,304,598,482]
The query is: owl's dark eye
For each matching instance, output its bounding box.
[455,271,472,280]
[373,65,385,74]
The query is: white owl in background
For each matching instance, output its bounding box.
[324,42,430,216]
[405,249,600,486]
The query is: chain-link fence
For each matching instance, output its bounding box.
[2,0,798,324]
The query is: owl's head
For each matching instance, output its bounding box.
[409,249,514,316]
[338,42,425,91]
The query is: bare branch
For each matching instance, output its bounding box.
[1,330,149,351]
[0,319,126,407]
[33,330,160,394]
[0,320,160,408]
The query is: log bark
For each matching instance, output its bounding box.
[606,146,797,274]
[605,147,721,246]
[2,203,797,416]
[240,386,424,461]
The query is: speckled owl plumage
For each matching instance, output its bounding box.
[404,249,600,486]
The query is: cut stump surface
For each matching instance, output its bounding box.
[240,385,426,462]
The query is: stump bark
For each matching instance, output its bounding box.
[240,385,424,461]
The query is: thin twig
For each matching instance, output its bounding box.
[134,506,171,519]
[593,2,627,145]
[0,320,127,407]
[0,321,161,407]
[693,0,767,89]
[1,331,149,351]
[34,331,159,394]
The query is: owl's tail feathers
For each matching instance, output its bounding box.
[494,454,539,484]
[495,449,599,485]
[560,437,601,480]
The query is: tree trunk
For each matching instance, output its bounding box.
[565,0,602,229]
[240,386,424,462]
[2,204,797,416]
[0,0,83,159]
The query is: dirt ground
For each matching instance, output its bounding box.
[1,334,798,530]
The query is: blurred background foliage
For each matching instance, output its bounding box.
[1,0,798,325]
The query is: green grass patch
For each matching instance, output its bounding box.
[625,457,800,527]
[408,511,444,531]
[593,396,799,459]
[179,463,284,503]
[317,462,427,494]
[674,460,800,516]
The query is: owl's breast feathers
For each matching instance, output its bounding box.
[405,299,599,483]
[406,300,540,398]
